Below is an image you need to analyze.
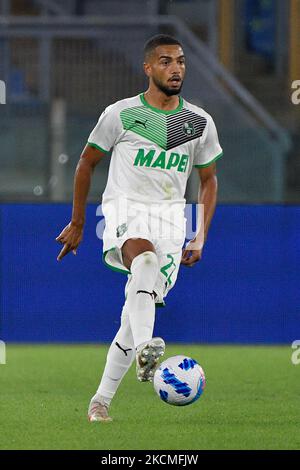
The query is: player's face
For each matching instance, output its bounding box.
[144,45,186,96]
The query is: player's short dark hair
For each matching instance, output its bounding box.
[144,34,183,60]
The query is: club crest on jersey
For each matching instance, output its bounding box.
[116,223,127,238]
[182,122,195,136]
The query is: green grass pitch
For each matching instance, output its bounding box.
[1,344,299,450]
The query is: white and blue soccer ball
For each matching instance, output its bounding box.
[153,355,206,406]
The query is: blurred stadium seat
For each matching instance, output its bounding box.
[0,0,296,202]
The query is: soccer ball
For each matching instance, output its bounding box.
[153,355,206,406]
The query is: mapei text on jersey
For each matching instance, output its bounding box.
[134,148,189,172]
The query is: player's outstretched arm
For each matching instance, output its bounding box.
[181,163,218,267]
[56,144,105,261]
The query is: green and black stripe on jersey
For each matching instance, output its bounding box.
[120,100,207,151]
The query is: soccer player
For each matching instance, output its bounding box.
[56,34,223,422]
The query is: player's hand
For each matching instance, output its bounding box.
[55,222,83,261]
[181,239,203,267]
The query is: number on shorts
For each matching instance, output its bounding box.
[160,254,176,286]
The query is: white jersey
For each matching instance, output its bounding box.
[88,93,223,206]
[88,93,223,302]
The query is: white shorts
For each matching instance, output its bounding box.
[101,197,186,306]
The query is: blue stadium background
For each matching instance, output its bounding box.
[1,203,298,344]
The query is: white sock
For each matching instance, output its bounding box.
[93,251,159,406]
[126,251,159,349]
[94,305,135,405]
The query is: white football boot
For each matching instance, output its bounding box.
[136,337,165,382]
[87,397,112,422]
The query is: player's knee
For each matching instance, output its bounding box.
[137,251,158,270]
[142,250,158,265]
[131,251,159,279]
